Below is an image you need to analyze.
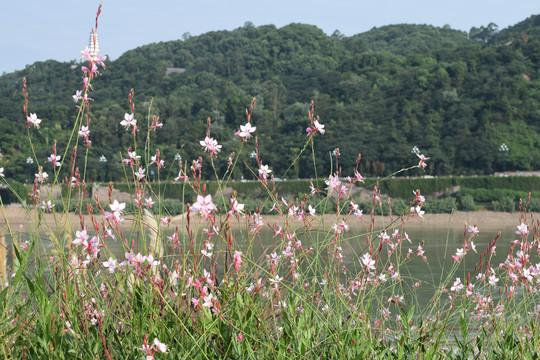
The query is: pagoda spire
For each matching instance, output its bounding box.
[88,30,100,61]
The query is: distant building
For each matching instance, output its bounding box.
[166,67,186,75]
[89,31,100,61]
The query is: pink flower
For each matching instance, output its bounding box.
[80,46,92,62]
[150,154,165,169]
[110,200,125,220]
[48,154,61,167]
[201,241,214,258]
[150,116,163,131]
[229,198,244,215]
[124,150,141,165]
[153,338,168,353]
[350,201,363,217]
[78,125,90,139]
[361,253,376,270]
[269,275,283,285]
[27,113,42,128]
[138,337,167,359]
[354,170,364,183]
[417,153,429,169]
[258,164,272,181]
[417,245,427,260]
[144,198,154,208]
[250,213,264,233]
[41,200,55,212]
[72,90,83,102]
[134,167,146,181]
[413,190,425,204]
[452,247,465,262]
[325,175,341,192]
[103,257,118,273]
[190,195,217,218]
[35,170,49,183]
[94,53,107,66]
[202,293,215,308]
[314,120,325,134]
[200,136,222,156]
[410,205,425,217]
[516,223,529,237]
[378,231,390,243]
[233,251,243,272]
[451,277,464,292]
[174,171,188,183]
[73,229,89,246]
[468,225,479,236]
[332,220,349,235]
[465,283,475,297]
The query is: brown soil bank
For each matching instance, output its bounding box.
[0,206,531,234]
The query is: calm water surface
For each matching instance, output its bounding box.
[5,223,519,311]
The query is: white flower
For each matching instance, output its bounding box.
[237,123,256,138]
[451,278,464,292]
[109,200,125,219]
[200,136,222,155]
[103,257,118,273]
[258,164,272,179]
[269,275,283,285]
[314,120,325,134]
[27,113,42,128]
[516,223,529,237]
[361,253,376,270]
[120,113,136,130]
[153,338,168,353]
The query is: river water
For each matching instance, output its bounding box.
[3,222,520,313]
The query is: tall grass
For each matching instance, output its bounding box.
[0,4,539,359]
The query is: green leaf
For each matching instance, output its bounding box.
[460,312,468,339]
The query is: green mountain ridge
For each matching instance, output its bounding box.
[1,16,540,182]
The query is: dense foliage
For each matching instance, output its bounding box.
[1,16,540,182]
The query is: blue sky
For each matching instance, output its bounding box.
[1,0,539,74]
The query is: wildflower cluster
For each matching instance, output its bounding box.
[3,5,540,359]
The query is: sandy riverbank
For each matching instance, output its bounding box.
[0,205,531,234]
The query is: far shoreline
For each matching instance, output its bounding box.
[0,206,530,234]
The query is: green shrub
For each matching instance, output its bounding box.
[61,183,92,198]
[527,197,540,212]
[491,196,515,212]
[55,199,104,214]
[160,199,186,215]
[456,188,528,203]
[423,197,457,213]
[367,198,408,216]
[457,195,475,211]
[0,181,29,205]
[371,176,540,200]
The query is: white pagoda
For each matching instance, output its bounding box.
[88,31,100,61]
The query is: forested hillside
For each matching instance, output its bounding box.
[1,16,540,182]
